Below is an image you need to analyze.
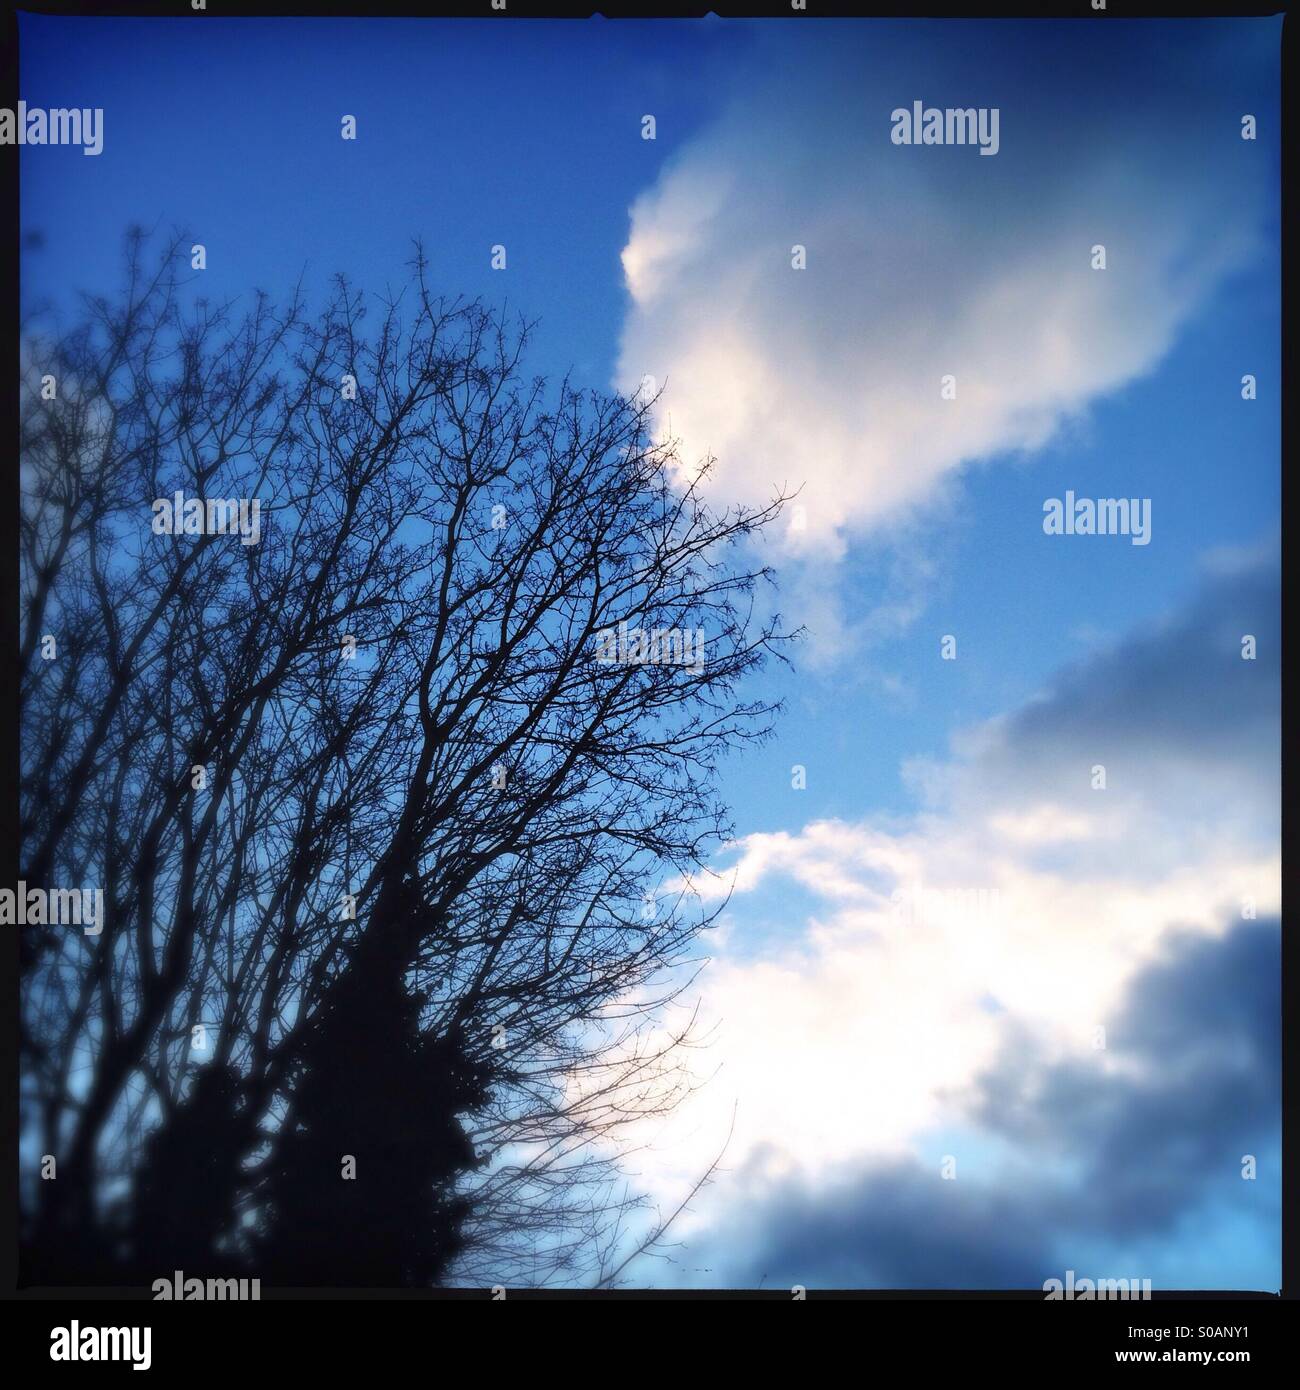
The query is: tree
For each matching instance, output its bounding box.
[19,229,791,1287]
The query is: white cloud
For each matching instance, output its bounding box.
[606,558,1279,1269]
[617,30,1266,564]
[638,819,1276,1220]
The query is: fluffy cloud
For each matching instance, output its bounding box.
[693,918,1279,1289]
[617,554,1279,1288]
[617,25,1270,559]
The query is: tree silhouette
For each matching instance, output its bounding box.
[19,229,791,1287]
[254,963,494,1286]
[132,1063,250,1277]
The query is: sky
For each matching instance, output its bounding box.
[21,14,1282,1290]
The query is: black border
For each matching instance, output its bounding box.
[0,0,1292,1360]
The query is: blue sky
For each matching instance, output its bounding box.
[22,14,1281,1289]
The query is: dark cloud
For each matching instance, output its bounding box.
[972,917,1280,1236]
[953,550,1281,880]
[983,552,1278,786]
[661,556,1281,1289]
[706,917,1278,1288]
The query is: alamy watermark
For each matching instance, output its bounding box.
[891,881,1002,927]
[153,1270,261,1300]
[152,490,262,546]
[2,103,103,156]
[1,882,103,934]
[595,621,706,673]
[49,1323,150,1370]
[890,101,1000,156]
[1044,1270,1152,1300]
[1043,492,1151,546]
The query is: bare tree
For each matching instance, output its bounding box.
[19,230,791,1287]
